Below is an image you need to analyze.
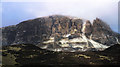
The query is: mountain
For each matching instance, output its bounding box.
[1,15,120,52]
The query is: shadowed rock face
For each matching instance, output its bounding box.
[1,15,120,51]
[82,20,93,38]
[91,18,119,46]
[1,25,16,45]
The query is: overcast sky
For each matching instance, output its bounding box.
[1,0,119,33]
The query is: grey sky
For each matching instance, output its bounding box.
[1,0,119,33]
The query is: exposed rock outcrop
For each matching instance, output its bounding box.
[1,15,120,51]
[82,20,93,38]
[91,18,118,46]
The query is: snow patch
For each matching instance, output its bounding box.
[42,33,110,52]
[115,37,120,44]
[41,45,48,49]
[89,39,109,49]
[60,44,70,47]
[81,34,110,49]
[63,34,71,37]
[43,37,54,44]
[82,21,86,34]
[54,48,62,52]
[72,44,84,48]
[69,37,85,42]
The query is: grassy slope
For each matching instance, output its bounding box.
[1,44,120,67]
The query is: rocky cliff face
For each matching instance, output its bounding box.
[91,18,119,46]
[1,15,83,45]
[1,15,120,52]
[82,20,93,37]
[1,25,16,45]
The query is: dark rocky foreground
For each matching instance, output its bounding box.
[1,44,120,67]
